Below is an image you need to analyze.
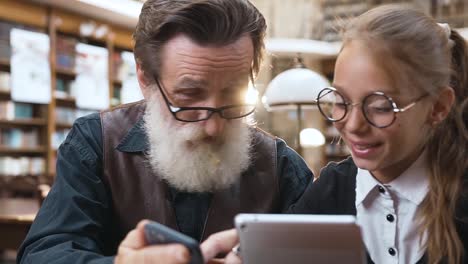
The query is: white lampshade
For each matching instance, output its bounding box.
[300,128,326,147]
[263,67,330,110]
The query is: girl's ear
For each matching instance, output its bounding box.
[136,63,152,100]
[428,86,455,126]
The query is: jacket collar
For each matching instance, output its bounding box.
[116,116,149,153]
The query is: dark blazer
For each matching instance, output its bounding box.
[288,157,468,264]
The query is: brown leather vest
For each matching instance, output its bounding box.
[100,101,280,244]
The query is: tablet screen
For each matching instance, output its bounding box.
[235,214,365,264]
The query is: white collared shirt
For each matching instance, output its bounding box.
[355,153,430,264]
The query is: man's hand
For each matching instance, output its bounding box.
[201,229,241,264]
[115,220,190,264]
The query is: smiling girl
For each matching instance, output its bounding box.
[289,5,468,264]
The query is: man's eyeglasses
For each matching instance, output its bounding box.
[154,78,256,122]
[316,87,428,128]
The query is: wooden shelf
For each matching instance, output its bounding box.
[55,122,73,129]
[0,174,41,179]
[0,90,11,101]
[55,97,76,107]
[0,197,38,224]
[0,118,47,128]
[55,67,77,78]
[0,0,48,28]
[0,146,47,157]
[113,79,123,86]
[0,58,10,68]
[0,174,39,192]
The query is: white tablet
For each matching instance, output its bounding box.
[235,214,365,264]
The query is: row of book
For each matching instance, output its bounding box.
[0,156,45,176]
[0,128,40,148]
[322,2,368,19]
[112,50,135,82]
[56,35,135,83]
[56,36,77,70]
[434,1,468,28]
[1,21,141,109]
[55,107,96,125]
[57,36,129,76]
[111,86,122,106]
[319,1,382,41]
[55,78,75,99]
[0,101,96,124]
[52,129,70,150]
[0,21,15,61]
[0,71,9,92]
[1,21,106,70]
[56,77,125,106]
[317,0,440,41]
[0,101,34,120]
[0,21,35,61]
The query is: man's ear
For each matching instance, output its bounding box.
[136,63,152,99]
[428,86,455,126]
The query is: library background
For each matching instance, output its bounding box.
[0,0,467,262]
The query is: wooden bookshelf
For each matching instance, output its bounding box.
[113,79,123,86]
[0,174,39,194]
[55,122,73,129]
[0,58,10,71]
[0,174,39,180]
[55,67,77,78]
[0,0,47,28]
[55,97,76,108]
[0,146,47,157]
[0,198,38,250]
[0,118,47,128]
[0,0,128,256]
[0,91,10,101]
[0,0,134,202]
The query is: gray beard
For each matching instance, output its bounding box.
[143,95,253,193]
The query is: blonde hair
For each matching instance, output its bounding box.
[343,5,468,263]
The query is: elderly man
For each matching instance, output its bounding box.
[18,0,313,263]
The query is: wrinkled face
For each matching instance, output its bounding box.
[333,41,433,182]
[157,34,254,143]
[140,34,255,192]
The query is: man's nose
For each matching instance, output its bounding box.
[204,112,226,137]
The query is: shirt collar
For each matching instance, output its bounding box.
[116,116,150,153]
[355,150,430,206]
[356,168,380,207]
[387,150,430,205]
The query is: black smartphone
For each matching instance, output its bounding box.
[144,220,204,264]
